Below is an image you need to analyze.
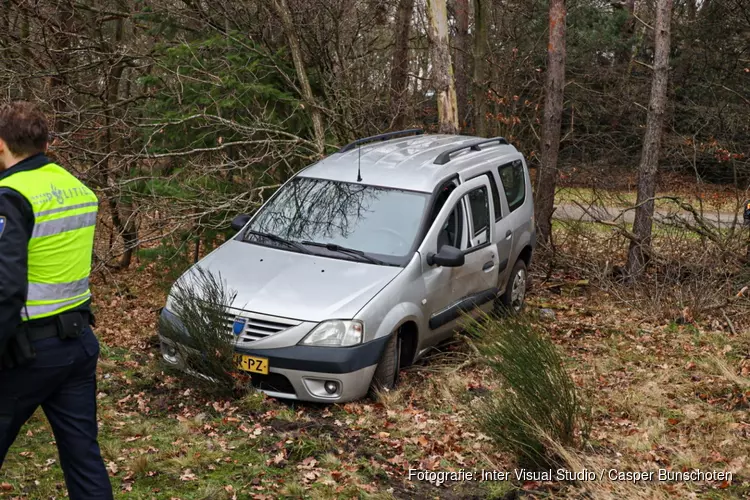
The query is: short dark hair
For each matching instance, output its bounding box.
[0,101,49,157]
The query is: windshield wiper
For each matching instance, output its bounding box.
[244,230,312,254]
[300,241,387,265]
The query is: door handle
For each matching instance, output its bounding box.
[482,261,495,271]
[505,230,512,240]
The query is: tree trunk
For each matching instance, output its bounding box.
[617,0,637,64]
[270,0,325,156]
[454,0,470,130]
[103,3,138,270]
[625,0,672,278]
[51,0,74,134]
[426,0,459,134]
[20,10,32,99]
[534,0,566,245]
[472,0,490,137]
[390,0,415,130]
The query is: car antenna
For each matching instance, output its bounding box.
[357,144,363,182]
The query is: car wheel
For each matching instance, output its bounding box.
[370,332,401,393]
[496,259,528,315]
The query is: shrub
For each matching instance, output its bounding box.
[159,265,250,397]
[470,313,588,469]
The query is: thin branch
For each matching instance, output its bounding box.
[633,12,654,30]
[633,59,654,71]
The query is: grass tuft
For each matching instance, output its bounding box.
[470,313,589,469]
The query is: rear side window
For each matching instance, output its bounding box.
[498,160,526,213]
[468,186,490,238]
[468,172,502,221]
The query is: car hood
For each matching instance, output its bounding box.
[179,240,403,322]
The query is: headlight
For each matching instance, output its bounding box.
[300,320,364,347]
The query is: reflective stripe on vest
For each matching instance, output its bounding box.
[24,295,91,319]
[0,162,98,320]
[27,277,90,302]
[32,211,97,238]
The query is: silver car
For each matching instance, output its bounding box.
[159,130,536,403]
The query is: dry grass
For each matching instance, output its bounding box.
[710,356,750,389]
[515,287,750,497]
[511,212,750,497]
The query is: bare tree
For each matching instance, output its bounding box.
[390,0,416,130]
[101,0,139,269]
[616,0,637,64]
[626,0,673,278]
[426,0,459,134]
[50,0,74,134]
[454,0,470,129]
[534,0,567,244]
[270,0,326,155]
[472,0,490,137]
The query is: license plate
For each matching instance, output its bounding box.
[233,354,269,375]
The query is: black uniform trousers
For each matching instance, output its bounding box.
[0,325,113,499]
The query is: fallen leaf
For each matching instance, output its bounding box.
[180,469,196,481]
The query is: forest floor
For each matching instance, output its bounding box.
[1,182,750,499]
[1,263,748,499]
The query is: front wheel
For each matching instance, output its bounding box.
[495,259,528,315]
[370,332,401,394]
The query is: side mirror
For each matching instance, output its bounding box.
[426,245,465,267]
[231,214,251,232]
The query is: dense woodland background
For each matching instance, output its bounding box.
[0,0,747,273]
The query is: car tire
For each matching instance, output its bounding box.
[495,259,528,315]
[370,332,401,393]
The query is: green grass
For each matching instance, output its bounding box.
[0,408,276,499]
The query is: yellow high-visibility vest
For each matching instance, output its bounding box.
[0,162,98,320]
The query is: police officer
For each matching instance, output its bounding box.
[0,101,113,499]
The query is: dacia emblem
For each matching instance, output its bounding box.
[232,317,247,336]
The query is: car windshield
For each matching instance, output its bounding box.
[245,177,429,263]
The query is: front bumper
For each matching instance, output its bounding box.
[158,311,389,403]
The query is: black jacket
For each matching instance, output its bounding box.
[0,154,91,350]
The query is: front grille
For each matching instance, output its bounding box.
[223,308,301,343]
[250,373,296,395]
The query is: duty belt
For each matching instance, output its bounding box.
[25,311,90,342]
[26,322,60,341]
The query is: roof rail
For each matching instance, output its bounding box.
[433,137,509,165]
[338,129,424,153]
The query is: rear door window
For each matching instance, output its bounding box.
[498,160,526,213]
[468,172,502,221]
[467,186,490,246]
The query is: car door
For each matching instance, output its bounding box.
[418,176,499,342]
[497,159,529,276]
[470,171,514,293]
